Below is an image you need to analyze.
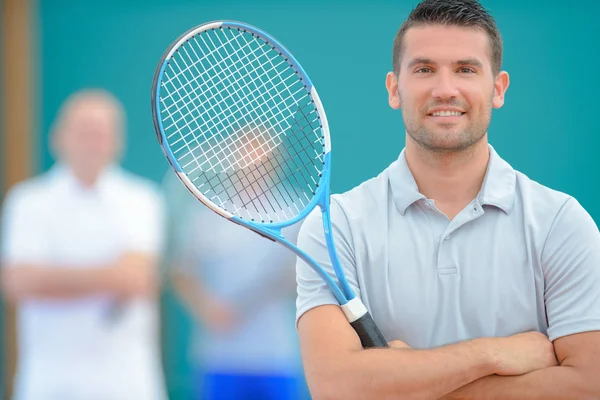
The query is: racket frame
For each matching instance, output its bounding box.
[152,20,386,345]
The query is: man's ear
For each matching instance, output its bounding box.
[386,72,401,109]
[492,70,510,109]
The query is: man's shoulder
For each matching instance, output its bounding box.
[299,161,394,238]
[112,168,163,201]
[332,162,395,217]
[4,173,55,205]
[513,169,572,216]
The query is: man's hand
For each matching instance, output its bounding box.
[197,297,239,333]
[490,331,558,376]
[388,339,412,349]
[170,268,239,332]
[437,332,558,399]
[388,331,557,378]
[113,254,157,299]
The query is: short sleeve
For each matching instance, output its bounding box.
[543,197,600,341]
[295,197,360,325]
[170,203,207,274]
[1,183,50,265]
[120,184,166,256]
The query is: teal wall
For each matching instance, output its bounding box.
[37,1,600,398]
[38,0,600,214]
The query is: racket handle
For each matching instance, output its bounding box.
[350,311,389,348]
[341,298,388,348]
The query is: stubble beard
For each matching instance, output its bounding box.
[400,90,493,155]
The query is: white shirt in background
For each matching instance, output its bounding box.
[1,164,167,400]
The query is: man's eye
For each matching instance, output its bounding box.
[458,67,476,74]
[415,67,433,73]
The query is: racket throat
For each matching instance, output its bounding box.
[232,217,284,242]
[340,297,368,322]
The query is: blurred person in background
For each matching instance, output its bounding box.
[0,89,167,400]
[162,143,306,400]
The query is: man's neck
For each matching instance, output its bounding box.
[405,135,490,218]
[68,166,104,189]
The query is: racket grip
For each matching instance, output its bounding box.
[341,298,388,348]
[350,311,389,348]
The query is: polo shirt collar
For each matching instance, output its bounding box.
[49,163,122,194]
[389,144,516,215]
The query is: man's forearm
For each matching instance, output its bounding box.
[28,267,121,299]
[2,266,123,301]
[3,253,156,301]
[301,307,560,400]
[443,366,599,400]
[308,338,498,400]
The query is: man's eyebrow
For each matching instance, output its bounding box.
[456,58,484,68]
[406,57,436,69]
[405,57,485,69]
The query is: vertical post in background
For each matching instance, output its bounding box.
[1,0,36,398]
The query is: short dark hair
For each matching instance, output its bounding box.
[392,0,503,75]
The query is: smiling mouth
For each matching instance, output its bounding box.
[429,110,465,117]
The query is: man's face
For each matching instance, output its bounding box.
[386,24,509,152]
[57,99,121,175]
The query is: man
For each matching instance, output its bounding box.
[1,89,167,400]
[163,128,305,400]
[295,1,600,399]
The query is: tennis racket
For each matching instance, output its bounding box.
[151,20,387,348]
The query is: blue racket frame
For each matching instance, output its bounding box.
[152,20,387,348]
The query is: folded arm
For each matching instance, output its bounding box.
[441,331,600,400]
[298,304,558,400]
[443,198,600,399]
[1,252,157,302]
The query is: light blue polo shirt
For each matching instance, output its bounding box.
[296,144,600,348]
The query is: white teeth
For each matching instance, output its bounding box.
[432,110,463,117]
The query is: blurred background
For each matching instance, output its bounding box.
[1,0,599,399]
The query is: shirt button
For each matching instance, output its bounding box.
[444,235,451,240]
[424,202,431,209]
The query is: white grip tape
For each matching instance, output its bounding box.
[340,297,368,323]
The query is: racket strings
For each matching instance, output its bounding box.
[207,115,322,223]
[191,38,305,174]
[159,26,324,222]
[164,39,302,176]
[223,120,321,221]
[161,41,283,171]
[217,148,300,214]
[181,31,294,170]
[209,104,321,199]
[164,30,300,156]
[208,103,323,221]
[202,129,319,222]
[160,28,261,112]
